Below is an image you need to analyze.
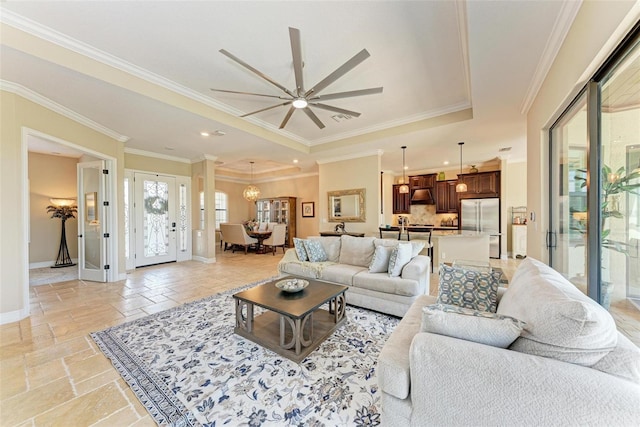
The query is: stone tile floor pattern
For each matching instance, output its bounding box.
[0,252,637,425]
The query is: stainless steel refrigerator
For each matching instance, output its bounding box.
[460,198,501,258]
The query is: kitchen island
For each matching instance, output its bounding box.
[430,231,490,270]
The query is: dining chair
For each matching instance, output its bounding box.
[219,223,258,254]
[262,224,287,255]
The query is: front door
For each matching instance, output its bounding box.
[135,173,177,267]
[77,161,108,282]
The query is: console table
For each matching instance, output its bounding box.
[319,231,365,237]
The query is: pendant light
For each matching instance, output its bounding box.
[399,146,409,194]
[243,161,261,202]
[456,142,468,193]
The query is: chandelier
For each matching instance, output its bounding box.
[243,161,261,202]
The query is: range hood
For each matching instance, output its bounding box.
[411,188,435,205]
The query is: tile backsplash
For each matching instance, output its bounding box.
[393,205,457,227]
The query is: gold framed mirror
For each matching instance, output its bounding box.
[327,188,366,222]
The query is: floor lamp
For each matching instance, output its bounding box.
[47,198,77,268]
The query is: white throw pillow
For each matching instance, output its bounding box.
[422,304,526,348]
[498,257,618,367]
[388,242,413,277]
[369,245,394,273]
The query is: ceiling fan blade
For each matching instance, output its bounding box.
[303,107,326,129]
[310,103,362,117]
[219,49,294,98]
[305,49,371,97]
[240,101,292,117]
[289,27,304,95]
[210,88,287,99]
[279,106,296,129]
[312,87,383,101]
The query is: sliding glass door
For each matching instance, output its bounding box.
[549,26,640,309]
[549,93,589,295]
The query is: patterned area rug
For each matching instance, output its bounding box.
[91,277,399,426]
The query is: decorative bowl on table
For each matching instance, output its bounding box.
[275,278,309,293]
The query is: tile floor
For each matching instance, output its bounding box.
[1,251,638,426]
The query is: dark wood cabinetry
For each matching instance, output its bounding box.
[435,180,459,213]
[457,171,500,198]
[392,184,411,214]
[409,174,436,190]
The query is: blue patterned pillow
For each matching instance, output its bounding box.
[293,238,308,261]
[388,242,413,277]
[303,239,328,262]
[437,264,502,312]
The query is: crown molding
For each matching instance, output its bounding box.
[315,149,382,165]
[455,0,473,108]
[309,101,472,146]
[1,80,130,142]
[192,154,219,163]
[215,171,318,184]
[124,147,191,164]
[519,0,582,115]
[0,10,312,146]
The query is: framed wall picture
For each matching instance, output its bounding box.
[85,191,98,223]
[302,201,315,218]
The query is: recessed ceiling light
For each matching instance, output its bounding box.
[499,147,512,152]
[165,147,175,151]
[213,130,226,136]
[443,161,449,165]
[293,159,299,163]
[404,165,409,170]
[200,131,210,137]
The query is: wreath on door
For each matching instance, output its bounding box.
[144,196,169,215]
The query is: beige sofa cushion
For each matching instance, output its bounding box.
[378,294,437,399]
[498,257,617,366]
[339,235,376,267]
[353,271,420,297]
[321,264,367,285]
[592,332,640,384]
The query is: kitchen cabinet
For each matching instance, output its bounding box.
[392,184,411,214]
[409,174,436,190]
[457,171,500,198]
[256,197,297,247]
[435,180,459,213]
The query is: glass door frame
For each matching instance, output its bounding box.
[549,23,640,305]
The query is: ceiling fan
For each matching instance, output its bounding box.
[211,27,383,130]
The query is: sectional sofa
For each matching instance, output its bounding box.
[277,235,431,317]
[377,257,640,426]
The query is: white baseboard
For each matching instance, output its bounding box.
[192,256,216,264]
[0,307,29,325]
[30,259,78,269]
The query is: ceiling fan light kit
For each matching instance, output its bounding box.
[211,27,383,130]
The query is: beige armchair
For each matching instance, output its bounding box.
[219,223,258,254]
[263,224,286,255]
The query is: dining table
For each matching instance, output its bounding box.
[247,230,272,254]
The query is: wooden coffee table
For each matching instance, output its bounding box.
[233,277,347,363]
